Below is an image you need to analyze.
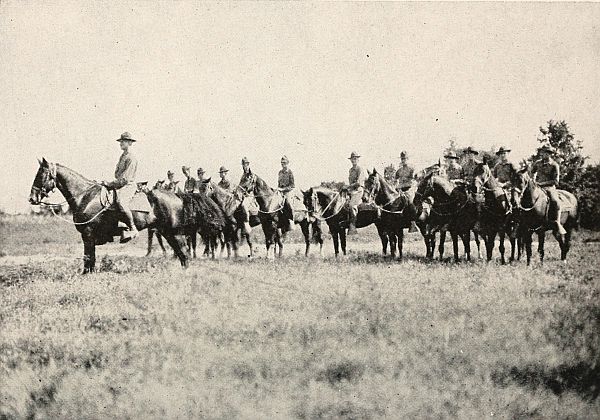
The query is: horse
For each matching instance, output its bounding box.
[302,186,380,257]
[414,173,479,262]
[362,169,418,260]
[511,168,578,265]
[238,171,320,258]
[29,159,189,272]
[198,179,253,258]
[472,162,522,264]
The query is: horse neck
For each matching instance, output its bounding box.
[522,176,542,206]
[252,176,274,205]
[375,175,398,204]
[55,164,94,208]
[431,176,454,199]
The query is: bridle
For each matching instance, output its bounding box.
[364,174,406,214]
[30,163,58,204]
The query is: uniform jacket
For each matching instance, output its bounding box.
[532,158,560,186]
[108,151,137,189]
[278,168,295,192]
[394,164,414,189]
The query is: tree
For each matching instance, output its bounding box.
[578,164,600,230]
[531,120,587,193]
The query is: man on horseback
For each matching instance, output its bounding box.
[218,166,232,192]
[182,166,196,193]
[347,151,367,234]
[532,145,567,235]
[462,147,481,183]
[492,147,518,212]
[395,151,414,192]
[164,170,182,193]
[278,155,296,231]
[444,151,464,183]
[197,167,207,185]
[101,132,139,242]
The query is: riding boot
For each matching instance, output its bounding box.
[347,206,358,235]
[555,206,567,235]
[120,208,139,243]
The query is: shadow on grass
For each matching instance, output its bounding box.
[491,362,599,401]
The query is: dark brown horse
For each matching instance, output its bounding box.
[472,162,521,264]
[198,179,253,258]
[511,168,578,264]
[414,173,479,262]
[29,159,189,272]
[302,186,379,257]
[362,169,417,260]
[238,171,320,257]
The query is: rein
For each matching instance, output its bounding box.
[312,191,346,221]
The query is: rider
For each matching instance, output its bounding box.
[164,170,182,193]
[444,151,464,183]
[394,151,414,192]
[532,145,567,235]
[217,166,232,192]
[462,146,481,183]
[102,132,139,242]
[394,151,418,233]
[347,151,367,234]
[492,147,518,212]
[278,155,295,231]
[182,166,196,193]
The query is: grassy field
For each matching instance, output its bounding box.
[0,215,598,419]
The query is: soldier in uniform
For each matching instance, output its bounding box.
[394,151,419,233]
[532,145,567,235]
[492,147,518,213]
[239,157,253,186]
[444,151,464,183]
[278,155,296,231]
[101,132,139,242]
[462,146,481,183]
[182,166,196,193]
[197,167,207,185]
[164,170,182,193]
[217,166,232,192]
[395,151,414,192]
[347,151,367,234]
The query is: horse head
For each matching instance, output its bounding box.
[472,162,492,194]
[302,187,320,215]
[198,178,212,195]
[154,180,166,190]
[29,158,57,205]
[136,181,149,193]
[363,168,381,204]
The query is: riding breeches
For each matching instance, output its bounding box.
[543,186,561,220]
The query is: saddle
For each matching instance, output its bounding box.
[100,187,153,213]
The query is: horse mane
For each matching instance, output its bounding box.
[252,174,275,193]
[55,163,95,187]
[418,172,454,197]
[372,171,398,196]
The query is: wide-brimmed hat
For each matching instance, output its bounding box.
[539,145,555,154]
[219,166,229,173]
[116,132,136,142]
[181,165,190,171]
[241,157,250,164]
[495,146,511,155]
[464,146,479,155]
[444,151,459,160]
[399,151,408,159]
[281,155,289,163]
[197,167,205,174]
[348,151,361,159]
[167,170,175,176]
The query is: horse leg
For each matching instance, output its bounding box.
[451,231,460,263]
[439,230,447,261]
[389,233,397,258]
[301,220,310,257]
[340,229,347,256]
[498,231,507,264]
[332,230,340,257]
[397,229,404,260]
[563,229,572,260]
[474,232,482,259]
[524,231,533,266]
[462,232,471,262]
[162,232,188,268]
[381,232,389,256]
[276,229,284,258]
[537,231,546,264]
[146,229,154,256]
[156,231,167,256]
[551,230,565,262]
[82,233,96,274]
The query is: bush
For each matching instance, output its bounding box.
[578,164,600,230]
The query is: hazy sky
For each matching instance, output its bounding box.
[1,1,599,213]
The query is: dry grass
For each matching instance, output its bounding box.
[0,215,598,419]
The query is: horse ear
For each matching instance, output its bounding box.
[41,157,48,166]
[300,189,305,195]
[367,169,372,176]
[372,167,377,174]
[205,177,211,183]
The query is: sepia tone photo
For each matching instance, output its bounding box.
[1,1,599,418]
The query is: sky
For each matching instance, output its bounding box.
[1,1,599,213]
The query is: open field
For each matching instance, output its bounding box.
[1,215,598,419]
